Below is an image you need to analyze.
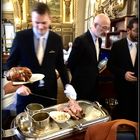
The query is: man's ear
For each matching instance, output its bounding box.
[94,22,98,28]
[127,28,130,33]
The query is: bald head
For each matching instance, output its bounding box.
[94,13,111,25]
[92,13,111,37]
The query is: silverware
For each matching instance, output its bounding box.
[31,93,57,101]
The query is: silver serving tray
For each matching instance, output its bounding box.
[2,100,110,140]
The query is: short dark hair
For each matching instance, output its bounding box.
[127,17,138,29]
[32,2,51,15]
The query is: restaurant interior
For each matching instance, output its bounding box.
[2,0,138,140]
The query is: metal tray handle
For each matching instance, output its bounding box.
[94,101,106,115]
[2,128,17,138]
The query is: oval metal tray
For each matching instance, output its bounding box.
[9,100,110,140]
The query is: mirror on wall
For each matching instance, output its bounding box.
[2,19,15,54]
[4,23,15,52]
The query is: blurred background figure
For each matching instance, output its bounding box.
[63,42,73,64]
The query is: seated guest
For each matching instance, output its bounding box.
[85,119,138,140]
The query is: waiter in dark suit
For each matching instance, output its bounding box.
[6,2,77,114]
[67,14,111,101]
[107,17,138,121]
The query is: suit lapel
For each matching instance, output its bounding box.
[85,31,98,62]
[98,38,102,49]
[85,31,102,62]
[134,52,138,76]
[122,39,138,76]
[86,30,94,46]
[29,30,36,55]
[28,29,42,66]
[122,38,135,67]
[41,31,52,65]
[134,44,138,67]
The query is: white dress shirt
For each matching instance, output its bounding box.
[127,38,137,66]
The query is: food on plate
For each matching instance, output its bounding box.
[6,67,32,82]
[49,111,70,123]
[58,100,85,120]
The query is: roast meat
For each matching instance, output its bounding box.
[59,100,85,120]
[6,67,32,82]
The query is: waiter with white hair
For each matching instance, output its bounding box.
[68,13,111,102]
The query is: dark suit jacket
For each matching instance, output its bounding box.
[107,38,138,121]
[67,30,102,101]
[6,29,69,99]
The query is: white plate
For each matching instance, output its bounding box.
[12,73,45,85]
[49,111,70,123]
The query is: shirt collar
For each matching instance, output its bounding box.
[33,27,49,39]
[89,29,98,43]
[127,38,137,47]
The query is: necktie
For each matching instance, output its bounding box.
[37,37,45,87]
[95,38,100,61]
[37,37,44,65]
[130,43,137,66]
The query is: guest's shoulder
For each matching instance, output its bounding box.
[74,32,87,41]
[113,38,127,44]
[111,38,127,50]
[16,28,33,36]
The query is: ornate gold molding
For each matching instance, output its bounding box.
[64,0,71,16]
[102,0,126,18]
[11,0,22,30]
